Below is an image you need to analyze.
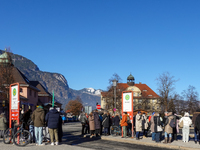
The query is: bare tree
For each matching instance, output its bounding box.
[156,72,178,112]
[182,85,199,114]
[65,99,83,116]
[104,73,125,113]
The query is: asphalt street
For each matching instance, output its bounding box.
[0,122,179,150]
[62,122,173,150]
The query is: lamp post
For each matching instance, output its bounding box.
[112,79,117,114]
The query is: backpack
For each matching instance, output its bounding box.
[169,119,175,128]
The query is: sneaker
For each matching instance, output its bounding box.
[83,135,86,137]
[39,143,45,146]
[90,135,93,138]
[51,142,54,146]
[55,142,59,145]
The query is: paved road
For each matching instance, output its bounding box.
[62,122,173,150]
[0,122,174,150]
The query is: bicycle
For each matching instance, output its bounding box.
[110,125,121,136]
[3,122,32,147]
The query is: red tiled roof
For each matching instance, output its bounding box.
[101,83,159,98]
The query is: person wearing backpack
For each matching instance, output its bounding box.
[163,112,174,144]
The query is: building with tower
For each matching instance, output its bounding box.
[101,74,160,114]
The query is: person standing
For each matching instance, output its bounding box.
[0,113,7,138]
[154,112,163,143]
[113,113,120,127]
[79,112,87,136]
[27,109,35,143]
[179,112,192,143]
[102,111,109,136]
[142,113,148,138]
[163,112,173,144]
[150,112,155,141]
[192,109,200,144]
[172,112,179,141]
[88,112,95,138]
[45,107,60,146]
[32,105,45,146]
[121,112,128,138]
[135,111,143,140]
[85,113,89,134]
[195,113,200,145]
[93,110,101,137]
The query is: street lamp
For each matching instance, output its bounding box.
[112,79,118,114]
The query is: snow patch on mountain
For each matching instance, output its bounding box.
[81,88,102,96]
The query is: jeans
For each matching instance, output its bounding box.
[104,127,108,135]
[182,126,189,142]
[165,132,172,138]
[152,132,156,140]
[136,132,140,139]
[194,127,200,141]
[29,125,35,142]
[34,127,43,145]
[122,126,127,137]
[155,132,160,142]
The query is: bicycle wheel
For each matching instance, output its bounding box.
[110,126,117,136]
[3,128,13,144]
[13,130,32,147]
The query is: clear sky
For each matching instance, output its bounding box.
[1,0,200,97]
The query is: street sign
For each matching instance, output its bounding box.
[9,83,20,128]
[96,105,101,109]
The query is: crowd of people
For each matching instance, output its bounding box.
[79,109,200,145]
[0,105,63,146]
[1,107,200,147]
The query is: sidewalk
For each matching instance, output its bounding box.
[101,134,200,150]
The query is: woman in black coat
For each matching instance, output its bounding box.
[113,113,120,127]
[154,113,163,143]
[93,110,101,136]
[102,112,110,136]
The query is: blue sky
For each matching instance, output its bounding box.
[1,0,200,96]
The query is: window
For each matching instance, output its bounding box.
[138,93,140,96]
[152,106,155,110]
[20,88,23,93]
[152,99,157,103]
[139,99,142,103]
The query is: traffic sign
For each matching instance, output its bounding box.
[96,105,101,109]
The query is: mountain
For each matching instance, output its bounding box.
[0,50,101,109]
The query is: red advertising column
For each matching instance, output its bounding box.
[9,83,20,128]
[121,91,134,138]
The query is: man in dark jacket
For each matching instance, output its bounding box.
[45,108,60,145]
[32,105,45,146]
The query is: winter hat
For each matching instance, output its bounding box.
[152,112,155,115]
[138,111,141,114]
[184,112,189,117]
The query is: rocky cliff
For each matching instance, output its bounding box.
[0,50,101,109]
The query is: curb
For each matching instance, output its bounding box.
[101,136,199,150]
